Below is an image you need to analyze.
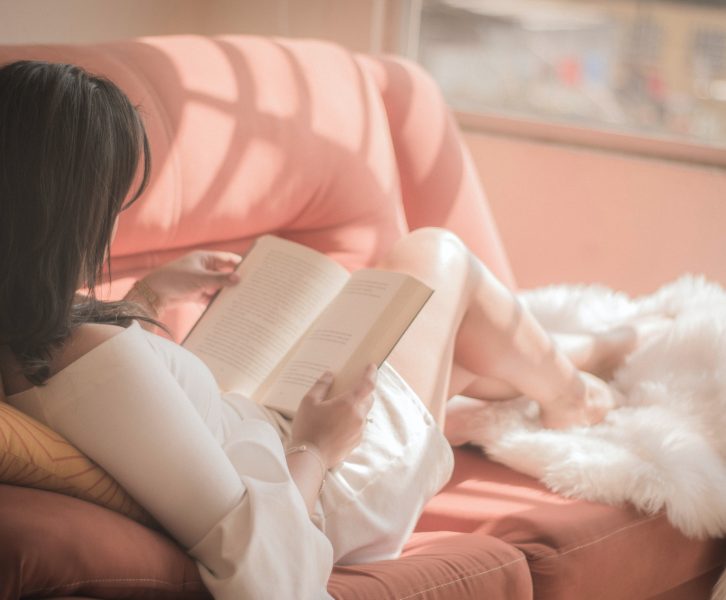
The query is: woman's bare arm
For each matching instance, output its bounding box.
[122,250,242,331]
[286,368,376,515]
[286,450,327,515]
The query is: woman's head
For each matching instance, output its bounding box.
[0,60,151,382]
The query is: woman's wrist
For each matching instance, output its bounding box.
[285,442,329,516]
[127,279,163,317]
[285,442,328,486]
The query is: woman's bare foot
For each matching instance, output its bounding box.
[538,372,623,429]
[579,316,673,379]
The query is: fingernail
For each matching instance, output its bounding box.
[321,371,334,382]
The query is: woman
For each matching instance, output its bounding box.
[0,61,649,598]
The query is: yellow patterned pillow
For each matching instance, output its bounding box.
[0,401,156,527]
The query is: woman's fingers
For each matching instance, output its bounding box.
[203,251,243,272]
[332,366,376,425]
[139,250,244,311]
[201,252,243,289]
[211,270,240,286]
[306,371,335,403]
[291,367,378,468]
[197,265,241,292]
[350,365,377,402]
[322,365,377,405]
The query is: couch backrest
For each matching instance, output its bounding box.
[0,35,513,334]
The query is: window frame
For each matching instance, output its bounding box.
[456,110,726,168]
[389,0,726,169]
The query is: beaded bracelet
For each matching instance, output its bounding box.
[130,279,161,316]
[285,443,327,494]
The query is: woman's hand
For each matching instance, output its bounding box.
[136,250,242,313]
[290,366,377,470]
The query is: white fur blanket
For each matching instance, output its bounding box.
[449,275,726,599]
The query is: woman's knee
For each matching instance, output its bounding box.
[407,228,504,288]
[386,227,469,267]
[377,227,475,296]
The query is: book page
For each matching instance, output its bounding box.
[183,236,349,396]
[260,269,431,414]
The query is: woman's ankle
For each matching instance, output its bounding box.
[539,371,619,429]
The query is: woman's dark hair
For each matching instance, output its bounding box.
[0,60,158,384]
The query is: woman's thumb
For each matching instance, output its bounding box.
[219,270,240,284]
[307,371,334,401]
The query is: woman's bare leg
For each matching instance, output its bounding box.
[380,228,632,430]
[451,334,610,403]
[457,323,669,401]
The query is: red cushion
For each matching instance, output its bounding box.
[417,447,726,600]
[0,485,209,600]
[328,531,530,600]
[6,449,724,599]
[0,482,531,600]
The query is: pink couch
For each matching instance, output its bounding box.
[1,35,724,599]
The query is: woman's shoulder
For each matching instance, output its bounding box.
[1,323,131,397]
[53,322,127,375]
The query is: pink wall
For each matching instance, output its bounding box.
[465,130,726,296]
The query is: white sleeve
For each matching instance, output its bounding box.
[34,325,334,600]
[190,418,335,600]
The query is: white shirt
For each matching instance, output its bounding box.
[8,321,453,596]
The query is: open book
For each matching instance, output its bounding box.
[183,235,433,415]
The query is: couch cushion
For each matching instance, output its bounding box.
[0,36,516,341]
[0,36,404,342]
[328,531,531,600]
[0,484,208,600]
[5,449,722,600]
[650,568,724,600]
[417,447,726,600]
[0,481,531,600]
[0,36,406,274]
[0,402,154,528]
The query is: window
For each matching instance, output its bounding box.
[410,0,726,152]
